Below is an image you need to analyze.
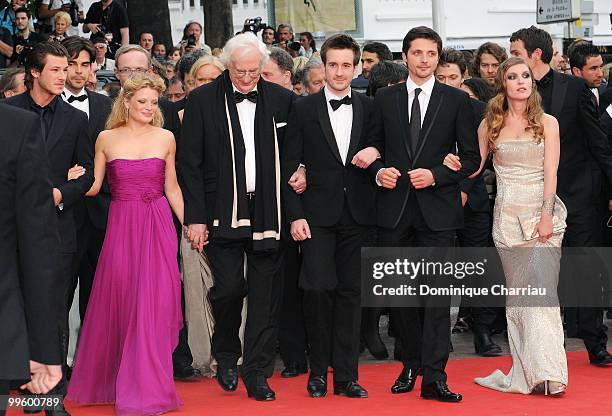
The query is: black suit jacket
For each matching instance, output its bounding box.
[0,104,63,380]
[282,90,376,226]
[459,99,489,212]
[77,90,112,230]
[160,97,181,142]
[178,76,295,226]
[4,93,94,253]
[367,80,480,230]
[543,72,612,214]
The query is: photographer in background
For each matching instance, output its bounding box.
[276,23,305,56]
[83,0,128,57]
[38,0,84,36]
[179,21,211,56]
[11,8,44,65]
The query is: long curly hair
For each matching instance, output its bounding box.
[484,57,545,152]
[106,73,165,130]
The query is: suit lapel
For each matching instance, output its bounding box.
[550,72,567,120]
[346,91,363,164]
[395,86,413,160]
[44,99,70,151]
[413,81,444,164]
[316,91,343,164]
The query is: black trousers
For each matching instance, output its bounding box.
[278,237,307,366]
[0,380,9,416]
[299,205,369,382]
[206,237,283,381]
[67,219,105,320]
[172,282,193,369]
[379,194,454,385]
[561,206,608,353]
[456,204,499,333]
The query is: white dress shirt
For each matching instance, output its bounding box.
[233,84,257,193]
[406,74,435,126]
[592,87,600,106]
[62,87,89,118]
[324,87,353,165]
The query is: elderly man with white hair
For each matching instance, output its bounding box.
[178,32,296,401]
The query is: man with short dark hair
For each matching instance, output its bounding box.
[510,25,612,367]
[568,41,605,105]
[4,41,93,416]
[284,33,374,400]
[166,75,185,102]
[139,31,154,53]
[11,7,45,65]
[83,0,129,52]
[365,26,479,402]
[261,46,293,90]
[352,41,393,90]
[61,36,112,328]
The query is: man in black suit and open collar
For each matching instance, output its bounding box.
[4,41,93,416]
[510,26,612,367]
[283,34,375,399]
[61,36,112,323]
[363,26,480,403]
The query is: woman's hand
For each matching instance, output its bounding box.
[532,215,553,243]
[67,164,86,181]
[443,153,462,171]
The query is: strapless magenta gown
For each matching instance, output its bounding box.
[67,158,182,415]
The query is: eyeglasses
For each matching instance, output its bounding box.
[94,45,107,50]
[117,68,149,76]
[230,68,260,78]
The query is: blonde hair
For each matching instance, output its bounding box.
[54,11,72,27]
[484,57,545,152]
[189,55,225,81]
[106,73,165,129]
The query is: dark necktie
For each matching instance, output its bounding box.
[410,88,422,154]
[329,95,352,111]
[234,90,258,104]
[34,107,47,142]
[68,94,88,103]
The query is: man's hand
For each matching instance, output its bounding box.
[377,167,401,189]
[187,223,209,252]
[86,23,101,33]
[20,361,62,395]
[461,191,468,207]
[52,188,62,206]
[290,219,311,241]
[67,164,86,181]
[15,44,24,54]
[408,169,435,189]
[351,147,380,169]
[288,166,307,194]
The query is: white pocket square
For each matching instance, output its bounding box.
[276,122,287,128]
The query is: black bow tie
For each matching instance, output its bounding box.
[329,95,352,111]
[234,90,258,104]
[67,94,88,103]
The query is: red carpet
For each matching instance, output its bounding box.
[12,351,611,416]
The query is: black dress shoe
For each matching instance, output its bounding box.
[216,366,239,391]
[246,377,275,401]
[589,349,612,366]
[361,307,389,360]
[474,331,502,357]
[45,405,70,416]
[333,381,368,398]
[420,381,462,402]
[281,362,308,378]
[307,374,327,398]
[391,367,419,394]
[173,364,202,380]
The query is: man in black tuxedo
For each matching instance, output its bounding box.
[61,36,112,322]
[365,27,479,402]
[435,48,502,357]
[4,41,93,416]
[178,32,295,401]
[283,34,375,399]
[510,26,612,366]
[0,103,64,415]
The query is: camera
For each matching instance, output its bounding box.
[187,34,197,49]
[243,17,267,33]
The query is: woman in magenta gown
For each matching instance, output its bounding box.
[67,73,185,415]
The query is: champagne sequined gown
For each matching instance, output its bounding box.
[474,139,568,394]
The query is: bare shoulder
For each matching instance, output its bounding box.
[542,113,559,130]
[477,119,488,136]
[96,129,115,147]
[152,127,176,153]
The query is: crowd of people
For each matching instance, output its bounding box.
[0,6,611,416]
